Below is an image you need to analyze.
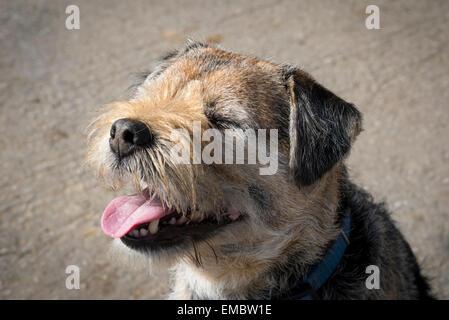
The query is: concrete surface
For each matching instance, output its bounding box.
[0,0,448,299]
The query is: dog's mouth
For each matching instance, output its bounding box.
[101,188,242,250]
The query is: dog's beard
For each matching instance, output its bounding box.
[109,238,184,275]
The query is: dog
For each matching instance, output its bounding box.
[87,40,433,299]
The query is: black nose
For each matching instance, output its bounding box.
[109,118,152,158]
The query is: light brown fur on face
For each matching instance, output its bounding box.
[87,41,360,299]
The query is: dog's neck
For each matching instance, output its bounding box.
[169,174,347,300]
[170,227,347,300]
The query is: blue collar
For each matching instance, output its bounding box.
[289,212,351,300]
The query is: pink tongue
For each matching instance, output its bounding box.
[101,194,170,238]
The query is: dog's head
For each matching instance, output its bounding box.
[87,41,361,282]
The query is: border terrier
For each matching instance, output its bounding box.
[87,40,432,299]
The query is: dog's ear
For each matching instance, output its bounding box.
[283,66,362,186]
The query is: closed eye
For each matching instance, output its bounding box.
[205,110,243,130]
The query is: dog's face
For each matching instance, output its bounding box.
[87,42,361,279]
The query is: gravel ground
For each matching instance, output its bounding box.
[0,0,448,299]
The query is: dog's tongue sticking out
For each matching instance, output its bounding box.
[101,193,170,238]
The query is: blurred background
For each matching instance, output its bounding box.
[1,0,448,299]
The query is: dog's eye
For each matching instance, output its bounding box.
[206,113,241,130]
[205,101,244,130]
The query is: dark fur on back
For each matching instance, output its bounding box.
[317,177,433,299]
[251,174,434,300]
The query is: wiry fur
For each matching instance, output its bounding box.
[87,41,432,299]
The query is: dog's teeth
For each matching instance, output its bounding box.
[140,228,148,237]
[169,217,176,225]
[177,216,187,225]
[130,229,139,237]
[149,219,159,234]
